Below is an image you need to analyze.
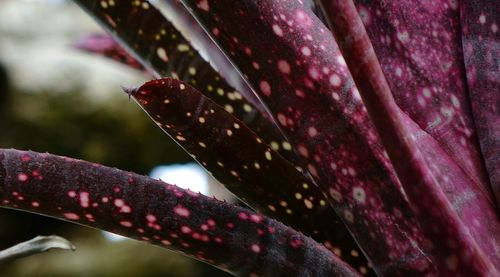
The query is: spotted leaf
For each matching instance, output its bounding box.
[460,0,500,206]
[157,0,261,109]
[129,77,371,274]
[73,0,301,167]
[0,148,360,277]
[351,0,494,205]
[319,0,499,274]
[178,0,435,274]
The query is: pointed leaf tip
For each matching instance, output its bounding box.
[0,235,75,264]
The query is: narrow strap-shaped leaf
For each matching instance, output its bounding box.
[74,33,148,73]
[460,0,500,207]
[72,0,301,169]
[304,0,332,29]
[157,0,262,109]
[177,0,436,274]
[0,235,75,264]
[0,148,360,277]
[351,0,494,204]
[129,77,371,275]
[320,0,499,274]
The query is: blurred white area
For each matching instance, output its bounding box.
[102,231,127,242]
[150,163,236,202]
[150,163,209,195]
[0,0,146,103]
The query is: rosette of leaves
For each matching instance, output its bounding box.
[1,0,498,276]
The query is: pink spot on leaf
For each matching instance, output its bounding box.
[259,80,272,96]
[120,221,133,227]
[79,192,90,208]
[174,205,191,217]
[197,0,209,11]
[181,226,192,234]
[251,244,261,253]
[17,173,28,182]
[64,213,80,221]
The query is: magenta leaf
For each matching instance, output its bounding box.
[0,148,360,276]
[319,0,499,275]
[177,0,436,274]
[72,0,301,167]
[351,0,494,205]
[129,77,371,274]
[461,0,500,206]
[74,33,148,73]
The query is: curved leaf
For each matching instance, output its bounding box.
[74,33,148,73]
[0,235,75,264]
[0,148,359,277]
[319,0,499,274]
[351,0,493,204]
[461,0,500,207]
[129,77,371,274]
[72,0,301,169]
[177,0,434,274]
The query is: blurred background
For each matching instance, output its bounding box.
[0,0,233,275]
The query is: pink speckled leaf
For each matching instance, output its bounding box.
[320,0,499,274]
[73,0,300,167]
[461,0,500,206]
[0,149,360,277]
[129,77,371,274]
[74,33,148,73]
[351,0,494,206]
[178,0,435,275]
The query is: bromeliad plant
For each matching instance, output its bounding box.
[1,0,498,276]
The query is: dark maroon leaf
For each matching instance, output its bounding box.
[158,0,261,109]
[74,33,148,73]
[319,0,499,275]
[72,0,301,168]
[461,0,500,206]
[177,0,435,274]
[0,148,360,277]
[351,0,494,205]
[129,77,371,275]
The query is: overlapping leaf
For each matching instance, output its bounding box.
[73,0,301,168]
[72,1,374,273]
[74,33,148,73]
[0,149,359,277]
[177,0,435,274]
[129,77,371,274]
[319,0,499,274]
[156,0,262,109]
[460,0,500,206]
[351,0,494,203]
